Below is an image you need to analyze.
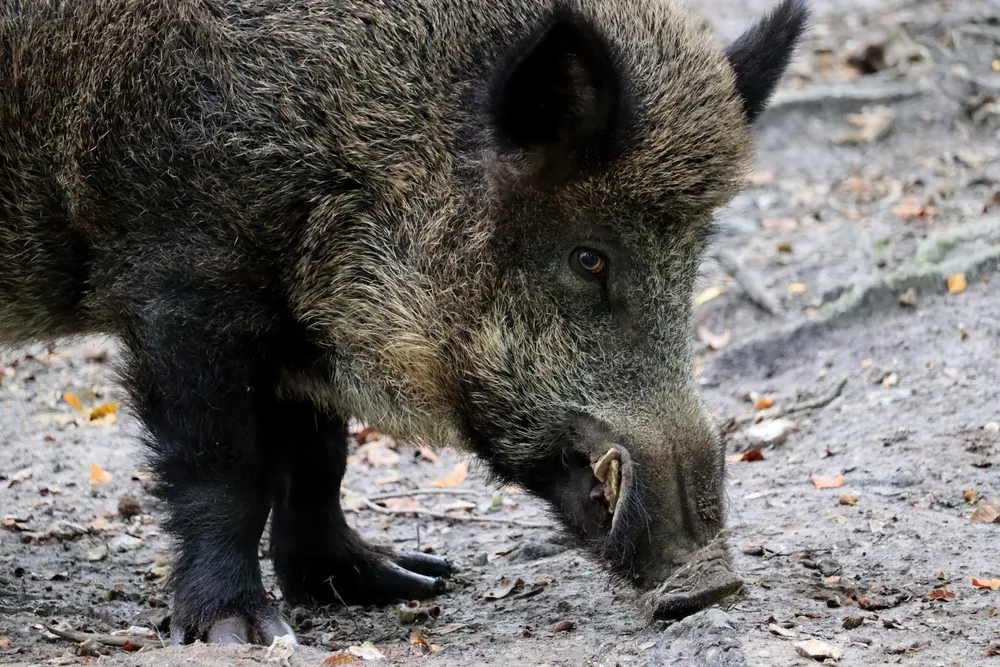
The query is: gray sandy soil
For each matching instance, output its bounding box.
[2,0,999,664]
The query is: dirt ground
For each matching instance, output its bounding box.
[3,0,1000,665]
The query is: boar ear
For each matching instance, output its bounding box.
[725,0,809,123]
[489,8,621,181]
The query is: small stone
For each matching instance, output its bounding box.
[85,544,109,562]
[794,638,843,662]
[552,620,575,633]
[741,541,765,556]
[881,372,899,388]
[899,287,917,307]
[842,614,864,630]
[472,552,488,566]
[109,534,143,553]
[768,623,796,638]
[818,558,842,576]
[985,422,1000,433]
[839,493,859,506]
[745,418,797,446]
[117,495,142,520]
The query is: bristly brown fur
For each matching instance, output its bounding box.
[0,0,806,643]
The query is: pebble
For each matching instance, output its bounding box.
[745,418,797,446]
[818,558,842,576]
[117,495,142,520]
[794,638,843,662]
[108,535,143,553]
[85,544,109,562]
[842,614,864,629]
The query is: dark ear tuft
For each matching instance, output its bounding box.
[489,7,621,181]
[725,0,809,123]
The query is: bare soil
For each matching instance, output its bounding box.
[2,0,999,665]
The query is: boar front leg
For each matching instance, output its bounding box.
[268,402,453,606]
[118,285,293,645]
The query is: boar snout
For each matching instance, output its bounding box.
[552,410,739,619]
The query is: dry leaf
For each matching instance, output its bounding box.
[927,587,956,601]
[811,475,845,489]
[89,464,113,486]
[787,282,807,295]
[7,466,33,488]
[484,577,524,600]
[762,218,799,232]
[947,273,967,294]
[693,285,725,307]
[746,170,775,186]
[431,461,468,488]
[361,443,400,468]
[894,197,937,220]
[63,393,83,412]
[839,494,859,506]
[323,654,363,665]
[971,503,1000,523]
[964,489,978,504]
[777,241,793,253]
[839,106,895,144]
[89,402,120,421]
[741,448,765,462]
[382,497,424,513]
[356,426,382,444]
[0,637,10,648]
[696,326,730,351]
[988,642,1000,657]
[755,396,775,410]
[973,578,1000,590]
[346,641,385,660]
[417,445,441,463]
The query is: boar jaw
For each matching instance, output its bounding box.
[640,535,743,620]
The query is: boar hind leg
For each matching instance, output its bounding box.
[268,402,453,605]
[119,287,292,645]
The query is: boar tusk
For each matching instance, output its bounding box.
[592,448,621,482]
[592,448,623,515]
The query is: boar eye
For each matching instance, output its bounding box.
[572,248,608,279]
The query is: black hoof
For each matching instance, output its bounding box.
[277,547,453,606]
[170,606,295,645]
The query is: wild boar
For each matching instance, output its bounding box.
[0,0,807,644]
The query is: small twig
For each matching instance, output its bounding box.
[323,579,362,634]
[358,499,552,529]
[365,488,482,502]
[711,248,783,317]
[728,377,848,428]
[765,81,928,113]
[44,625,166,649]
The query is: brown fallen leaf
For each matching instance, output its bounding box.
[6,466,33,488]
[973,578,1000,590]
[360,442,400,467]
[696,326,730,352]
[839,494,859,506]
[89,464,113,486]
[811,475,845,490]
[64,392,84,412]
[416,445,441,463]
[927,587,956,601]
[484,577,524,600]
[839,106,895,144]
[0,637,10,648]
[356,426,382,444]
[382,497,424,513]
[777,241,793,253]
[971,503,1000,523]
[741,448,765,462]
[89,402,120,421]
[987,641,1000,657]
[754,396,775,410]
[894,197,937,220]
[787,282,807,295]
[964,489,979,504]
[431,461,468,488]
[322,655,363,666]
[947,273,967,294]
[408,631,443,653]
